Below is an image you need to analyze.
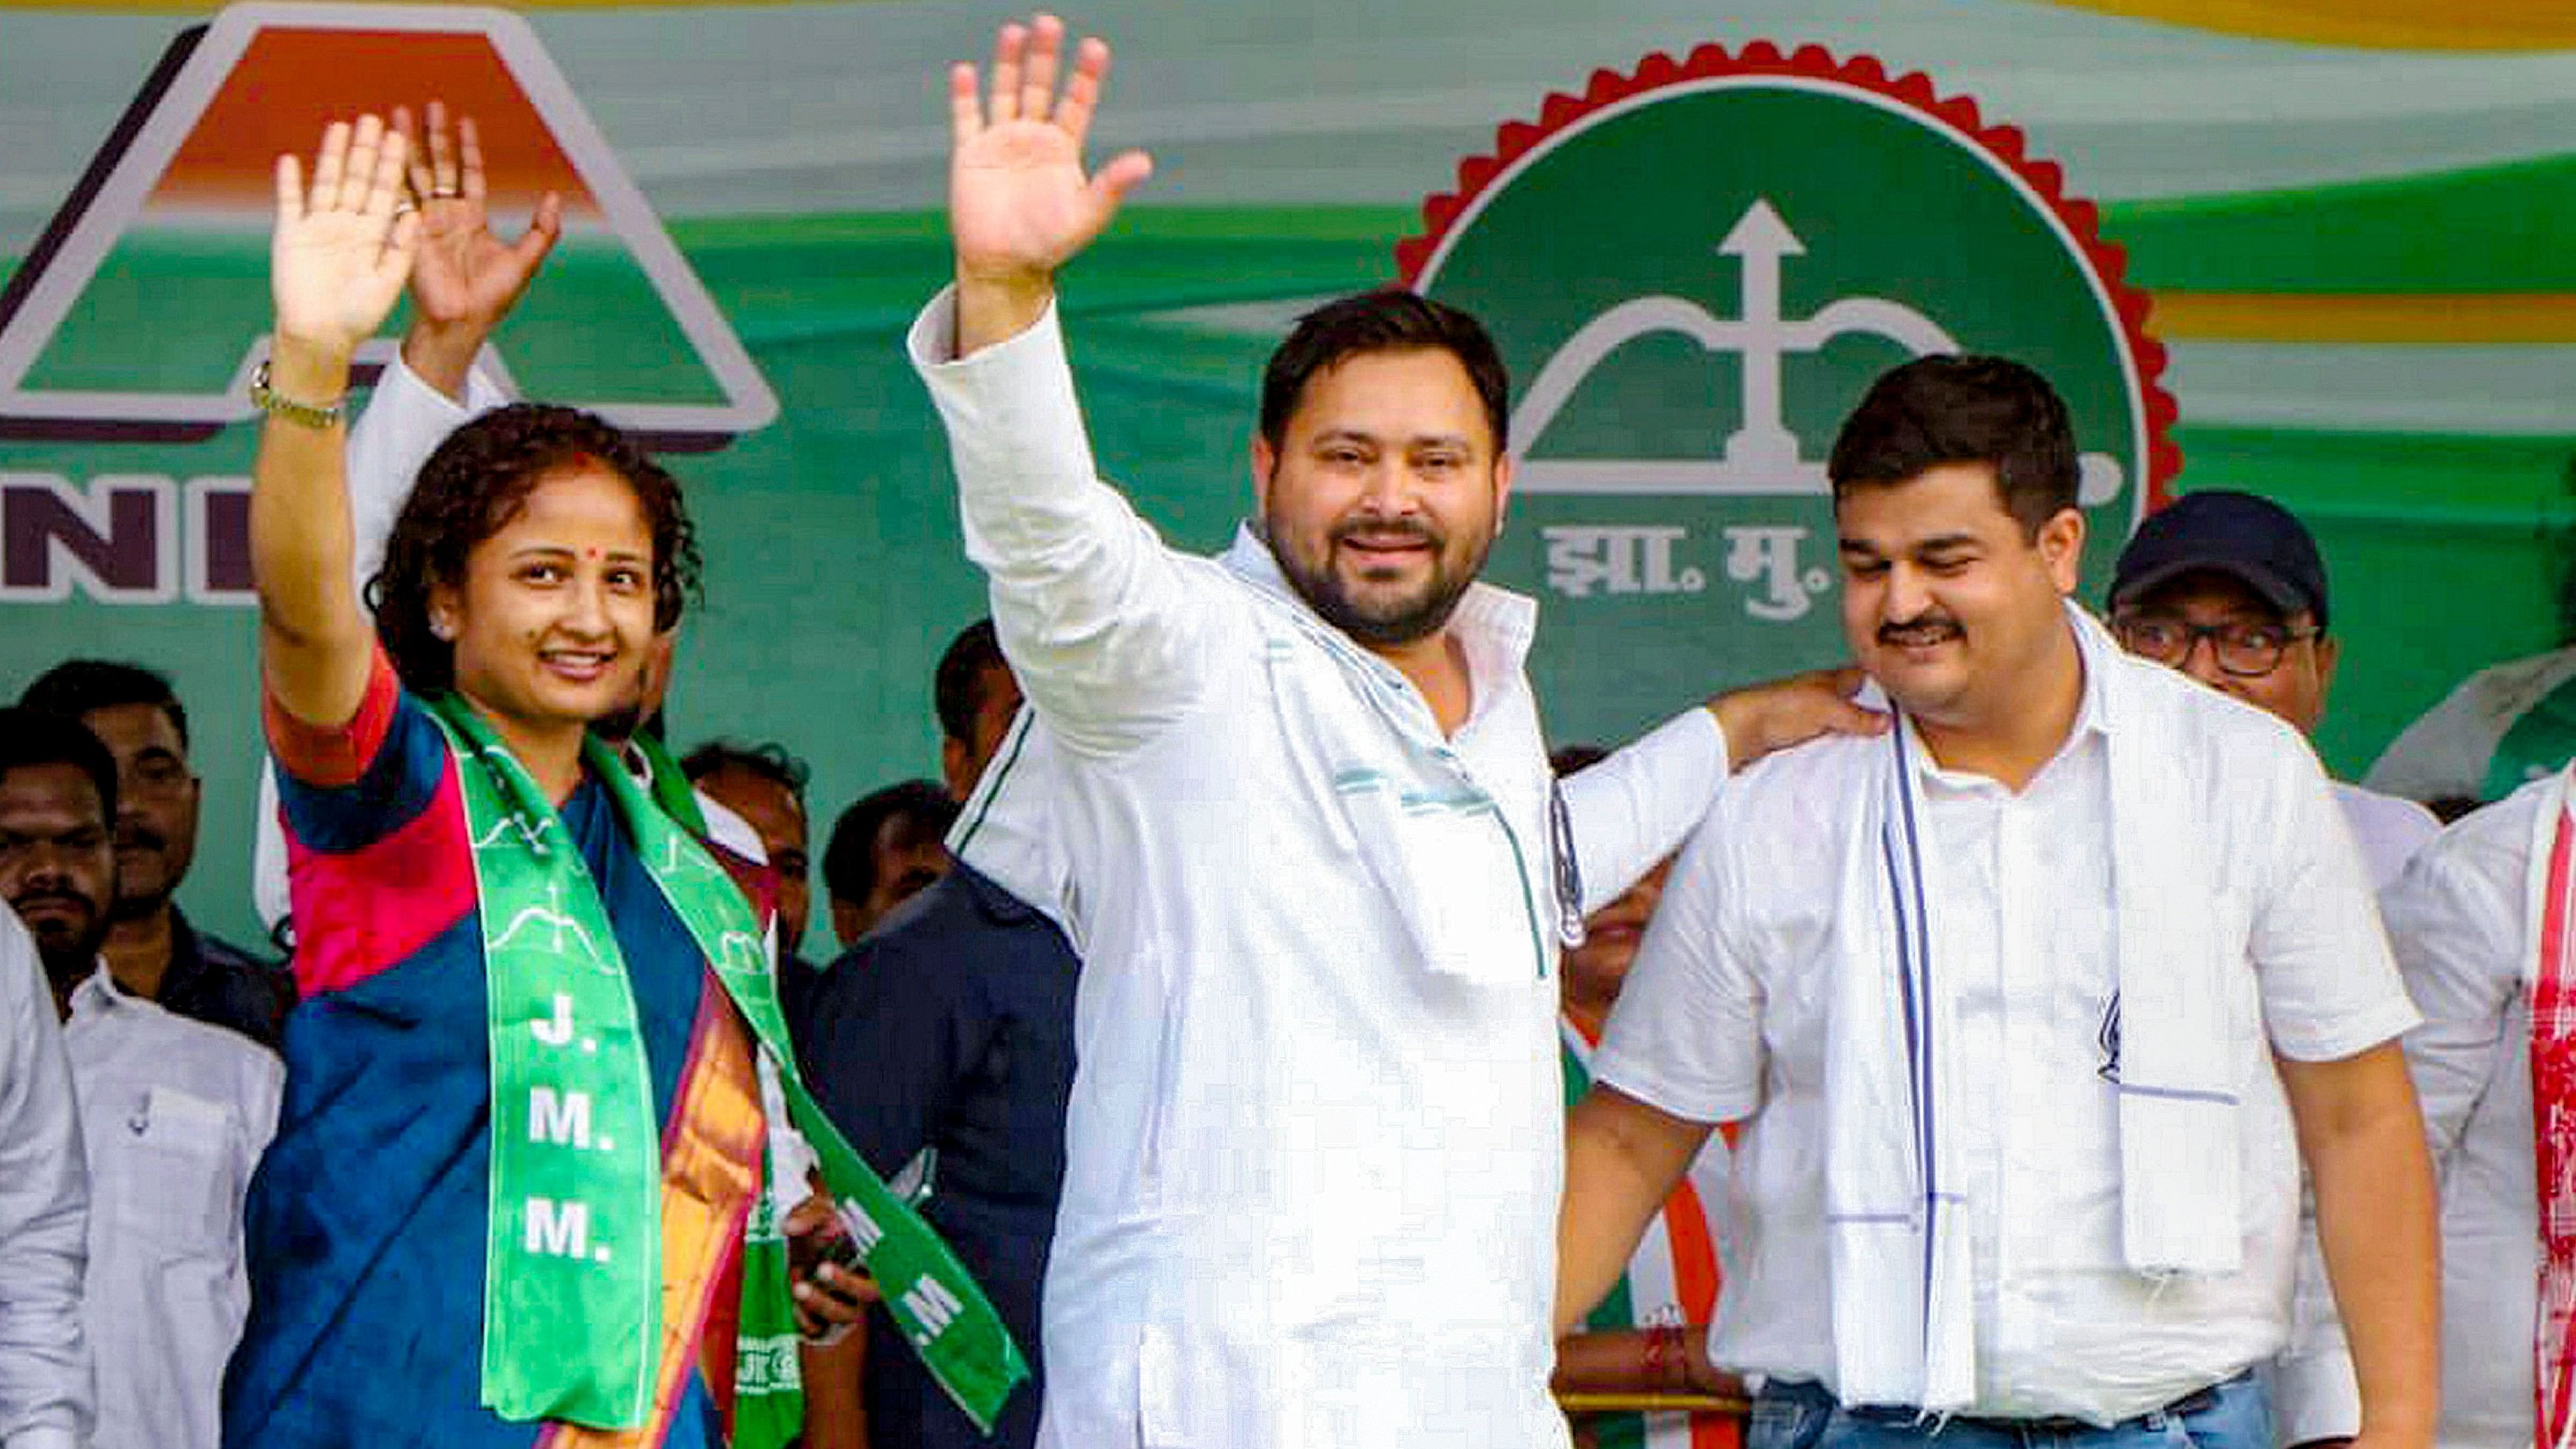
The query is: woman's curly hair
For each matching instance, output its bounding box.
[367,403,702,696]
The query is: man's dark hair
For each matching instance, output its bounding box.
[934,619,1009,749]
[20,659,188,751]
[1259,289,1510,454]
[821,779,959,907]
[368,403,702,695]
[1826,354,2078,538]
[680,739,810,806]
[0,706,117,822]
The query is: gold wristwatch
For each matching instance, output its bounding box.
[249,360,345,430]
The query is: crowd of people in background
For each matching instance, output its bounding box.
[0,13,2565,1449]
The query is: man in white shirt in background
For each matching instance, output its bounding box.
[912,16,1877,1446]
[2104,488,2441,1446]
[0,901,88,1449]
[0,706,279,1449]
[2107,490,2438,890]
[2377,767,2576,1449]
[1558,354,2438,1449]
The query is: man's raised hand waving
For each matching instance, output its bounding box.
[950,13,1153,355]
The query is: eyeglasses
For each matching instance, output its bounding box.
[2110,614,2319,678]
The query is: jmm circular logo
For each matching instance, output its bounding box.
[1401,44,2173,726]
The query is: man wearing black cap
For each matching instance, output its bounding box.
[2108,490,2439,1449]
[2109,490,2437,889]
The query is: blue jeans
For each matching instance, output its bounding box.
[1749,1374,2272,1449]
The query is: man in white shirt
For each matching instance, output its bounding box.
[0,897,88,1449]
[2108,490,2438,891]
[0,706,280,1449]
[2378,770,2563,1449]
[912,18,1877,1447]
[1559,355,2438,1449]
[2105,489,2440,1446]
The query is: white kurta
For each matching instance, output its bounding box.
[2381,778,2552,1449]
[912,290,1720,1449]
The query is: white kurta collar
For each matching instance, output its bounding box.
[1216,523,1540,732]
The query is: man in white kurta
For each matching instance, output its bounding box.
[2377,774,2556,1449]
[911,285,1739,1448]
[910,18,1869,1446]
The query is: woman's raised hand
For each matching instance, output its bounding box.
[271,116,420,362]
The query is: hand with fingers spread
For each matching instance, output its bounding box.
[949,12,1153,352]
[270,115,420,368]
[392,101,562,397]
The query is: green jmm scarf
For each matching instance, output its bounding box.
[631,732,800,1449]
[430,698,1030,1434]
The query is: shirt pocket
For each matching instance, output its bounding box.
[100,1085,241,1262]
[1334,772,1542,986]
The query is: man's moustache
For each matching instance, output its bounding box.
[1878,617,1962,645]
[1334,521,1443,548]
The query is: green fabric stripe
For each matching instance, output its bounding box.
[2106,154,2576,294]
[26,164,2576,314]
[951,709,1033,856]
[665,205,1410,344]
[632,733,709,836]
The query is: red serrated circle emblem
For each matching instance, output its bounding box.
[1396,40,2180,511]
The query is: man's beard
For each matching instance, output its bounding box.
[12,895,108,996]
[1266,512,1489,649]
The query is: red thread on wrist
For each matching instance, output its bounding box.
[1642,1323,1677,1388]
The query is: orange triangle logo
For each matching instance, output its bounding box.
[0,2,777,449]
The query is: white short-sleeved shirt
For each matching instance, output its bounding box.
[2380,778,2550,1449]
[2335,781,2441,891]
[65,964,280,1449]
[1595,637,2417,1427]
